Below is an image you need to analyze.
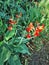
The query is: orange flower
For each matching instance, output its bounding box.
[26,34,31,38]
[34,24,44,37]
[8,26,12,31]
[37,24,45,32]
[29,22,34,30]
[9,19,16,25]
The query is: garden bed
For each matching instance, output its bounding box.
[0,0,49,65]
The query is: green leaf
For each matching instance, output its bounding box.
[0,23,7,35]
[0,20,3,27]
[8,55,22,65]
[8,37,28,45]
[5,30,15,41]
[14,37,28,44]
[0,41,3,46]
[4,51,11,62]
[0,47,11,65]
[14,44,30,55]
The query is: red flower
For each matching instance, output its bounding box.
[34,30,40,37]
[26,34,31,39]
[8,26,12,31]
[42,24,45,28]
[9,19,16,25]
[26,27,31,32]
[26,22,34,32]
[36,27,42,32]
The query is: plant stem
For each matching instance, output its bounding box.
[25,58,28,65]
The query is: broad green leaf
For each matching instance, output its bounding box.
[8,55,22,65]
[0,47,11,65]
[5,30,15,40]
[14,44,30,55]
[8,37,28,45]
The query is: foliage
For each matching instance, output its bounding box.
[0,0,49,65]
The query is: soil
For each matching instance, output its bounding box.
[28,42,49,65]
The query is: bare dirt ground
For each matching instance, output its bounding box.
[28,42,49,65]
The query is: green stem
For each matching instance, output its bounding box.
[25,58,28,65]
[17,37,23,46]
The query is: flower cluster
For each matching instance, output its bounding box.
[26,22,45,38]
[8,13,22,31]
[34,24,44,37]
[8,19,16,31]
[26,23,34,38]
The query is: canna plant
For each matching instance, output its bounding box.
[0,18,30,65]
[0,0,49,65]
